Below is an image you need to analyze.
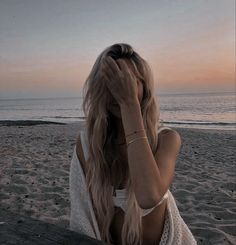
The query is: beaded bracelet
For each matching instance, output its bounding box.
[127,136,148,147]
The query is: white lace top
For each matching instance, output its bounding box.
[69,126,197,244]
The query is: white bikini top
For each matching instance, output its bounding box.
[112,187,169,216]
[112,126,171,217]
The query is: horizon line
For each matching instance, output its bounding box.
[0,90,235,101]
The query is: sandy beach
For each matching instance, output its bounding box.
[0,121,235,245]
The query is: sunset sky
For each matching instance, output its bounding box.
[0,0,235,99]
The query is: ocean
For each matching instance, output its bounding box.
[0,91,235,130]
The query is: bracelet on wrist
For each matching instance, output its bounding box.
[127,136,148,147]
[125,128,146,138]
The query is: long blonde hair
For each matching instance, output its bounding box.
[81,43,163,245]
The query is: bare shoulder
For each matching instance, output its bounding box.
[158,128,182,154]
[75,131,87,176]
[159,128,181,139]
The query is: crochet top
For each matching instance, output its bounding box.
[69,126,197,244]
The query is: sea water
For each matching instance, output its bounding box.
[0,91,235,130]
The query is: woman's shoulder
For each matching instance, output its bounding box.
[75,130,88,177]
[158,127,181,153]
[76,130,88,148]
[158,125,175,135]
[157,126,181,146]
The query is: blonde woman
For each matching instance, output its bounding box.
[69,43,197,245]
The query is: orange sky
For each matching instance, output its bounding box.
[0,0,235,98]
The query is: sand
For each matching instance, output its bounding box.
[0,121,235,245]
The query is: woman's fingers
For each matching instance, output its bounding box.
[102,56,120,76]
[116,59,134,79]
[99,59,113,80]
[103,56,132,80]
[107,56,121,72]
[116,59,127,72]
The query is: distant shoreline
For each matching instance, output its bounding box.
[0,120,234,134]
[0,90,234,101]
[0,92,234,131]
[0,120,67,127]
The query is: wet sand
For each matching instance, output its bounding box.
[0,121,235,244]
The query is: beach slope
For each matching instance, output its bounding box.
[0,121,235,244]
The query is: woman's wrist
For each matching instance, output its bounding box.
[120,98,145,144]
[119,98,140,111]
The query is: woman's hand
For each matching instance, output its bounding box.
[101,56,139,106]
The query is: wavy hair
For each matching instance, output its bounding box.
[81,43,163,245]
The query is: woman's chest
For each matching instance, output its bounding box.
[109,200,168,245]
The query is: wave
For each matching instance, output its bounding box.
[0,120,66,127]
[43,117,235,127]
[163,120,236,126]
[41,116,86,119]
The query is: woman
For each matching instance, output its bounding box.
[69,43,197,245]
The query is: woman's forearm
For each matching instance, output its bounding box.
[120,100,164,209]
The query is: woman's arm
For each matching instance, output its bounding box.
[120,100,181,209]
